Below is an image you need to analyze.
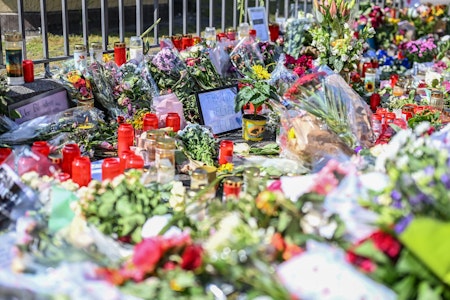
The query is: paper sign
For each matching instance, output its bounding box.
[8,88,70,124]
[248,7,270,41]
[196,86,243,135]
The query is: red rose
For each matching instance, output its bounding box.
[271,232,286,252]
[132,238,162,273]
[359,258,377,273]
[181,244,203,270]
[370,231,401,258]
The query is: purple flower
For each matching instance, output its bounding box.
[391,190,402,201]
[409,192,430,206]
[424,166,435,176]
[394,214,413,235]
[441,174,450,189]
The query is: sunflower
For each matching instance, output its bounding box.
[365,81,375,93]
[252,65,270,80]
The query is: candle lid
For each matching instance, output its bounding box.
[114,42,126,48]
[74,44,86,51]
[90,42,102,50]
[5,31,22,42]
[192,168,208,179]
[156,137,176,149]
[224,176,243,187]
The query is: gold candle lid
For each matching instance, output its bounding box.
[156,137,176,149]
[90,42,102,50]
[114,42,126,48]
[74,44,86,51]
[4,31,22,42]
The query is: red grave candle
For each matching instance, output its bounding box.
[61,143,81,176]
[166,112,180,132]
[72,156,91,187]
[219,140,233,165]
[114,42,127,67]
[0,147,12,164]
[23,59,34,83]
[31,141,50,157]
[143,113,159,131]
[126,154,144,169]
[119,150,135,172]
[117,123,134,157]
[102,158,121,180]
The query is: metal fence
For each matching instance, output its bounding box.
[2,0,403,76]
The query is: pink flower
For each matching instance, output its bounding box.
[132,238,162,273]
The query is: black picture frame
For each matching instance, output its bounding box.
[195,85,242,135]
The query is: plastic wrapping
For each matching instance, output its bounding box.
[0,107,104,146]
[87,61,122,119]
[54,63,94,105]
[210,41,235,78]
[283,67,375,150]
[277,240,396,300]
[277,107,354,168]
[152,93,187,130]
[229,36,265,76]
[268,54,299,95]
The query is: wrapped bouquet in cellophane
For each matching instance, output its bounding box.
[277,67,375,166]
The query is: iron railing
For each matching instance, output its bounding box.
[2,0,403,76]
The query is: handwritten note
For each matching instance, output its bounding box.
[196,86,242,135]
[248,7,269,41]
[9,88,70,124]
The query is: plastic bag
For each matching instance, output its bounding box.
[87,61,122,119]
[210,41,234,78]
[268,54,299,95]
[277,240,396,300]
[229,36,265,75]
[277,107,354,168]
[54,62,94,105]
[152,93,186,130]
[283,67,375,149]
[0,107,104,146]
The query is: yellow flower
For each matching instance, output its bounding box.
[395,35,404,44]
[67,72,80,84]
[434,8,444,17]
[103,53,112,62]
[288,128,296,140]
[217,163,234,173]
[170,279,184,292]
[252,65,270,80]
[331,38,345,49]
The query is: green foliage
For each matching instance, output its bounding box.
[80,171,173,243]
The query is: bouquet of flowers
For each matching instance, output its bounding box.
[177,124,219,167]
[230,37,265,76]
[309,0,375,72]
[284,18,313,59]
[113,61,159,118]
[400,37,437,64]
[87,61,122,119]
[55,66,94,105]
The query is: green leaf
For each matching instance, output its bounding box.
[131,227,142,243]
[98,203,114,218]
[393,276,416,300]
[353,240,389,264]
[277,212,292,232]
[116,198,135,216]
[417,281,441,300]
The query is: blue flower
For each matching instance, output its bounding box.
[394,214,413,235]
[424,166,435,176]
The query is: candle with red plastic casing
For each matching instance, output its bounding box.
[61,143,80,176]
[0,148,12,164]
[72,156,91,187]
[126,154,144,169]
[370,93,381,112]
[114,42,126,67]
[143,113,159,131]
[23,59,34,83]
[117,123,134,157]
[219,140,233,165]
[102,158,121,180]
[166,112,180,132]
[31,141,50,157]
[119,150,135,172]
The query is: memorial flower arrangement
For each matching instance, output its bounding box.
[400,37,437,64]
[58,69,95,103]
[77,171,173,243]
[113,62,157,117]
[310,0,375,72]
[177,124,219,167]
